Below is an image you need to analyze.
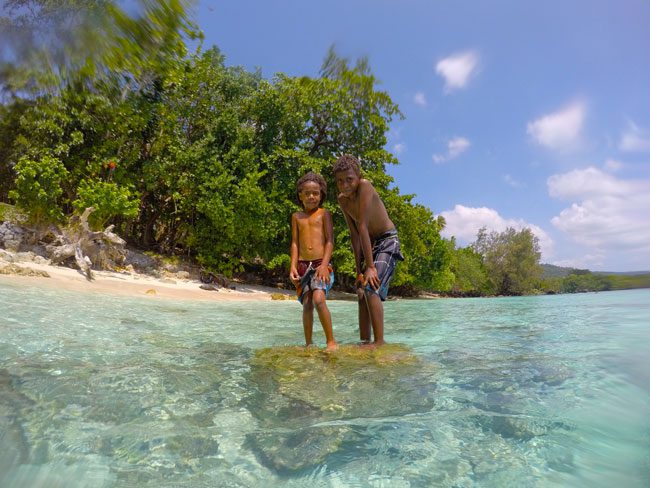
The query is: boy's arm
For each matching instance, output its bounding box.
[315,209,334,284]
[357,181,380,290]
[289,213,300,282]
[339,196,363,279]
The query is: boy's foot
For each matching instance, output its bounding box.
[305,343,317,349]
[359,340,385,350]
[324,341,339,352]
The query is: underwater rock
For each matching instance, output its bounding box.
[97,425,220,477]
[488,415,573,441]
[0,370,32,477]
[246,344,438,473]
[0,263,50,277]
[470,415,573,441]
[246,425,347,473]
[270,293,295,300]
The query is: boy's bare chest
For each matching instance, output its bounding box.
[340,198,361,221]
[297,211,324,231]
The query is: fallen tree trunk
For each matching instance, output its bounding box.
[42,207,127,280]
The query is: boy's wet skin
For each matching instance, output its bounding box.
[289,173,338,352]
[334,155,403,349]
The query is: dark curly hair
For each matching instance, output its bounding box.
[296,172,327,206]
[332,154,361,176]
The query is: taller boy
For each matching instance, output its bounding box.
[333,155,404,347]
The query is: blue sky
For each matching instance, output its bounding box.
[193,0,650,271]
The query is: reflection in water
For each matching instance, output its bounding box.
[0,282,649,487]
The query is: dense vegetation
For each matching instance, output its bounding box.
[540,268,650,294]
[1,0,647,296]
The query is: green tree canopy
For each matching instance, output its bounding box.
[472,227,542,295]
[0,0,455,291]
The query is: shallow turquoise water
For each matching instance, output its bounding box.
[1,279,649,487]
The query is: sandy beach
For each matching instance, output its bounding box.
[0,253,296,302]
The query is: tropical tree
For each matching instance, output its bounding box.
[0,1,455,291]
[449,245,492,296]
[472,227,542,295]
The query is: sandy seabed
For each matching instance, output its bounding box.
[0,256,294,302]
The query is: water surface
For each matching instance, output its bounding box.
[1,280,649,487]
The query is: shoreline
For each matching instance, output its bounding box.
[0,250,434,302]
[0,254,296,302]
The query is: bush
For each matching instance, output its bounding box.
[72,179,140,229]
[9,155,68,223]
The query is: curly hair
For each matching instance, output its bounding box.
[296,172,327,206]
[332,154,361,176]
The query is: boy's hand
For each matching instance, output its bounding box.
[289,268,300,284]
[364,266,380,291]
[354,273,365,288]
[315,264,330,284]
[355,273,366,299]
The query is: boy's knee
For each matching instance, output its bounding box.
[313,291,326,308]
[302,293,314,309]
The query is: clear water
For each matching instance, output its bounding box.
[1,280,649,488]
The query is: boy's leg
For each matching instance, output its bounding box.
[357,289,372,342]
[363,291,385,346]
[302,292,314,346]
[312,290,338,350]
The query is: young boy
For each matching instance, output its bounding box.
[289,172,338,351]
[333,155,404,348]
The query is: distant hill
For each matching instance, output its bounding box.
[592,270,650,276]
[541,264,588,278]
[542,263,650,278]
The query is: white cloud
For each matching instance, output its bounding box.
[620,122,650,152]
[413,92,427,107]
[503,174,524,188]
[603,159,623,172]
[435,51,479,93]
[547,167,630,199]
[440,204,554,260]
[548,167,650,264]
[527,101,585,150]
[393,143,406,154]
[433,136,470,163]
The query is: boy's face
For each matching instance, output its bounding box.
[335,168,361,198]
[298,180,322,211]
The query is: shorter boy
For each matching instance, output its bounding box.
[289,172,338,351]
[333,155,404,348]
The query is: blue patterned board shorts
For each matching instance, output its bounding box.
[361,229,404,301]
[296,259,334,304]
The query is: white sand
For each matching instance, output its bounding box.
[0,258,295,302]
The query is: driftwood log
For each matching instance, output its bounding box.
[44,207,126,280]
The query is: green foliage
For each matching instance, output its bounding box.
[559,272,610,293]
[72,179,140,229]
[0,4,455,291]
[606,273,650,290]
[381,188,452,291]
[9,155,68,223]
[0,0,201,94]
[541,271,650,294]
[472,227,542,295]
[449,245,492,296]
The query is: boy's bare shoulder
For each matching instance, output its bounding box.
[359,178,377,192]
